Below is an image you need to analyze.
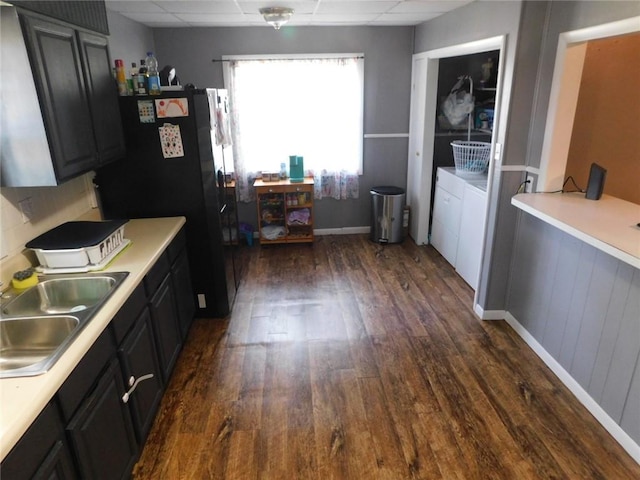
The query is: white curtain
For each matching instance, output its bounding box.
[225,55,363,202]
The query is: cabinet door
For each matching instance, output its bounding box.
[149,275,182,382]
[118,307,164,443]
[66,358,138,480]
[455,185,487,290]
[20,14,97,181]
[431,185,462,266]
[78,31,125,165]
[32,440,78,480]
[171,249,196,339]
[1,401,76,480]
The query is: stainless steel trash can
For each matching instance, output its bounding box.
[370,186,405,244]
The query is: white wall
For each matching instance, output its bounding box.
[0,174,97,286]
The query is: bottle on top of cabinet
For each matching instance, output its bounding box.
[145,51,161,95]
[129,62,137,95]
[135,59,148,95]
[114,59,127,96]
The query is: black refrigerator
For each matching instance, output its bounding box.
[94,89,238,318]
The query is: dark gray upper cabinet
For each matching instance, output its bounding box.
[78,31,126,166]
[21,14,98,182]
[11,0,110,34]
[0,7,124,187]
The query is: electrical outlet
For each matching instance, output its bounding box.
[525,175,535,193]
[18,197,34,223]
[197,294,206,308]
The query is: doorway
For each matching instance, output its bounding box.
[407,36,506,248]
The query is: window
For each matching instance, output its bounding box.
[223,54,364,201]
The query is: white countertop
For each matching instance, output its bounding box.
[512,193,640,268]
[0,216,186,461]
[440,166,488,192]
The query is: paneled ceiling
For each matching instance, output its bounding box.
[105,0,475,27]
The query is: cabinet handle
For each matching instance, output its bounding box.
[121,373,155,404]
[296,187,301,192]
[268,188,274,193]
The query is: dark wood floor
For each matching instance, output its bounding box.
[133,235,640,479]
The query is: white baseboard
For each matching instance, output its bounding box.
[249,227,370,239]
[474,304,505,320]
[504,311,640,465]
[315,226,370,236]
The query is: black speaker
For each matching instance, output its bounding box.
[585,163,607,200]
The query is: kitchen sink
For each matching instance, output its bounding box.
[0,315,79,374]
[0,272,128,378]
[2,274,124,316]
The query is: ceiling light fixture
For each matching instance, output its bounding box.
[259,7,294,30]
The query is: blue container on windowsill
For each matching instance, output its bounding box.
[289,155,304,183]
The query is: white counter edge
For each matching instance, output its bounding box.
[512,193,640,269]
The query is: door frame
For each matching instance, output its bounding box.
[407,35,507,249]
[537,16,640,192]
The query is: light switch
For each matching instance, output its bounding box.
[18,197,33,223]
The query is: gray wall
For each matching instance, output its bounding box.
[151,25,414,229]
[509,214,640,443]
[413,1,525,313]
[507,1,640,446]
[523,1,640,170]
[106,10,155,72]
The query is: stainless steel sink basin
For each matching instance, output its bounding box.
[0,272,128,378]
[0,315,79,375]
[2,275,122,316]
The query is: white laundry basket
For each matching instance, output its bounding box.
[451,140,491,174]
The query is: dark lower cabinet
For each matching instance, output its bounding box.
[2,229,193,479]
[167,228,196,339]
[1,401,76,480]
[149,274,182,383]
[172,248,196,339]
[118,307,164,443]
[66,358,137,480]
[32,440,77,480]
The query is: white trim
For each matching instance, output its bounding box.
[364,133,409,139]
[499,165,527,172]
[504,311,640,465]
[314,226,369,236]
[497,165,540,175]
[422,35,507,61]
[474,304,505,320]
[537,16,640,192]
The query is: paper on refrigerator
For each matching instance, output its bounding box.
[158,123,184,158]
